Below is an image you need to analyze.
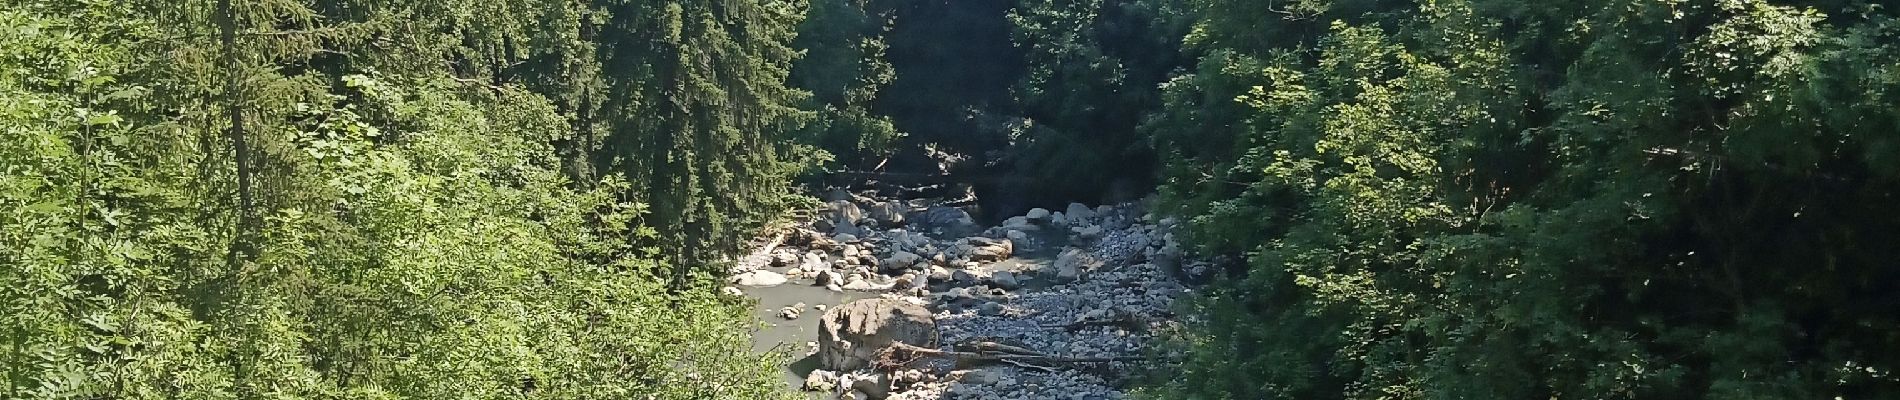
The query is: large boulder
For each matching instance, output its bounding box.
[1025,208,1052,221]
[818,299,939,370]
[731,270,788,287]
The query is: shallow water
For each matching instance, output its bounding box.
[743,273,876,387]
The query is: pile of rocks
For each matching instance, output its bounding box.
[752,192,1204,399]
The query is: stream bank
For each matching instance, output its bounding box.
[728,191,1212,399]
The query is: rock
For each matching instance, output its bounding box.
[990,271,1020,289]
[1006,229,1029,243]
[1026,208,1052,221]
[910,206,979,236]
[864,200,906,227]
[927,266,953,283]
[1052,248,1102,282]
[951,269,978,284]
[1072,224,1104,239]
[803,369,838,392]
[818,299,939,370]
[801,253,830,272]
[731,270,788,287]
[1050,211,1068,225]
[977,302,1004,316]
[771,251,799,267]
[833,233,860,243]
[780,306,803,320]
[816,271,843,286]
[957,237,1013,262]
[880,251,923,273]
[842,244,862,258]
[1065,202,1095,221]
[843,279,886,291]
[847,371,891,399]
[825,200,865,227]
[1001,216,1035,231]
[721,286,744,297]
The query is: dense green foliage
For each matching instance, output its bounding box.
[1142,0,1900,398]
[0,0,804,397]
[1006,0,1187,201]
[11,0,1900,397]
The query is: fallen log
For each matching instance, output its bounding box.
[874,342,1148,371]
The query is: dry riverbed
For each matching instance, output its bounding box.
[730,193,1211,399]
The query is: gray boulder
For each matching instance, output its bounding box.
[880,251,924,273]
[1065,202,1095,221]
[818,299,939,370]
[990,271,1020,289]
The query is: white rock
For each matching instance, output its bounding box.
[731,270,788,287]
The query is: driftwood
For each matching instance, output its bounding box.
[874,341,1148,372]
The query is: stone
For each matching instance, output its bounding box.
[952,269,978,284]
[1025,208,1052,220]
[721,286,744,297]
[825,200,865,227]
[731,270,788,287]
[1072,224,1104,239]
[801,253,830,272]
[843,279,886,291]
[818,299,939,370]
[1001,216,1035,230]
[990,271,1020,289]
[977,302,1003,316]
[803,369,839,392]
[909,206,979,236]
[927,265,953,283]
[1006,229,1029,243]
[957,237,1013,262]
[771,251,799,267]
[880,251,923,273]
[1050,211,1068,225]
[892,273,920,290]
[847,371,891,399]
[1052,248,1102,282]
[842,244,862,258]
[1065,203,1095,221]
[780,306,802,320]
[864,200,906,227]
[833,233,860,243]
[811,271,837,286]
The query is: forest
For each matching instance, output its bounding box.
[2,0,1897,398]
